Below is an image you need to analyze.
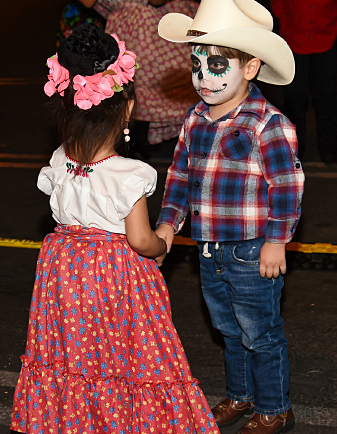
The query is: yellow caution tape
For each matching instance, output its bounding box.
[285,242,337,254]
[172,237,337,253]
[0,238,42,249]
[0,236,337,254]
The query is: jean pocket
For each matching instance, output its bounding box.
[231,238,263,265]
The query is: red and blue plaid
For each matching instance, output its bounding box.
[157,84,305,244]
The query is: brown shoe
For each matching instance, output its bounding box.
[237,408,295,434]
[212,398,254,426]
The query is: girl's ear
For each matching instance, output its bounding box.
[244,58,261,81]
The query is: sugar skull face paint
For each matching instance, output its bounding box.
[191,53,230,77]
[191,46,246,107]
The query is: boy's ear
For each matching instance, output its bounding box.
[244,58,261,81]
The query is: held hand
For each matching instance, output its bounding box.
[154,236,167,267]
[155,224,175,253]
[154,249,167,267]
[259,242,286,279]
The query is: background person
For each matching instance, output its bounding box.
[271,0,337,164]
[81,0,200,158]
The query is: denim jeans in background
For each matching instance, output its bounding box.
[198,237,291,415]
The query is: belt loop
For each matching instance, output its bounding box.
[215,242,219,250]
[202,242,212,258]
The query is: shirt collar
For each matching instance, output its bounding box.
[194,83,267,122]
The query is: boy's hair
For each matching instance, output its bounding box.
[55,80,136,165]
[192,44,255,68]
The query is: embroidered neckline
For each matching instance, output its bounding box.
[65,153,121,177]
[66,152,120,166]
[66,162,94,177]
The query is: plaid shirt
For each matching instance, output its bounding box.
[157,84,305,243]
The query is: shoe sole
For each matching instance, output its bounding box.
[273,417,295,434]
[217,406,254,427]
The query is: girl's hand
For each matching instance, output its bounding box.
[155,248,167,267]
[259,242,286,279]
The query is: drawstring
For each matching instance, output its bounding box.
[202,242,212,258]
[202,242,219,258]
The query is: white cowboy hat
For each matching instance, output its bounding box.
[158,0,294,85]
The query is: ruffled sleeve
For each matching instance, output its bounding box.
[115,161,157,219]
[37,146,66,196]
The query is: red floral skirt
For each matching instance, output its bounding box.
[11,225,219,434]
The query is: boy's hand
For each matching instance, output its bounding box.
[155,224,175,253]
[259,242,286,279]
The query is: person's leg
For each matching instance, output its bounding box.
[224,237,291,415]
[283,53,310,160]
[198,242,254,405]
[311,44,337,163]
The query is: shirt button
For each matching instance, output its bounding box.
[234,130,240,137]
[201,152,207,158]
[194,181,200,187]
[295,162,301,169]
[194,210,199,216]
[211,123,215,127]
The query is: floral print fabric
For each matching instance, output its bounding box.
[11,225,219,434]
[105,0,200,144]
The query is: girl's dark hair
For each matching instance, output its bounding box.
[56,82,135,164]
[54,23,136,164]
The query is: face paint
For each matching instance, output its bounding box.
[207,56,229,75]
[191,46,247,108]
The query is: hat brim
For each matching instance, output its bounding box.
[158,13,295,85]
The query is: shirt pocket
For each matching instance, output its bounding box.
[220,128,252,161]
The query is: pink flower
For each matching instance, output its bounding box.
[44,35,138,110]
[73,73,116,110]
[44,54,70,97]
[108,34,137,86]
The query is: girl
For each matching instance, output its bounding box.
[10,24,219,434]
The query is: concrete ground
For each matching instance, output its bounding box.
[0,0,337,433]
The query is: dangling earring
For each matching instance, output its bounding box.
[124,123,130,142]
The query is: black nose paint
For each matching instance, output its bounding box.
[198,70,203,80]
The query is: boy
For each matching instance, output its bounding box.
[155,0,305,433]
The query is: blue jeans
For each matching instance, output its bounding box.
[198,237,291,415]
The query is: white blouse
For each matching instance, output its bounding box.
[37,146,157,234]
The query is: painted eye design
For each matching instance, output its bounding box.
[191,54,201,73]
[211,62,225,70]
[207,56,230,75]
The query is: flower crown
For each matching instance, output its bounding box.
[44,34,139,110]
